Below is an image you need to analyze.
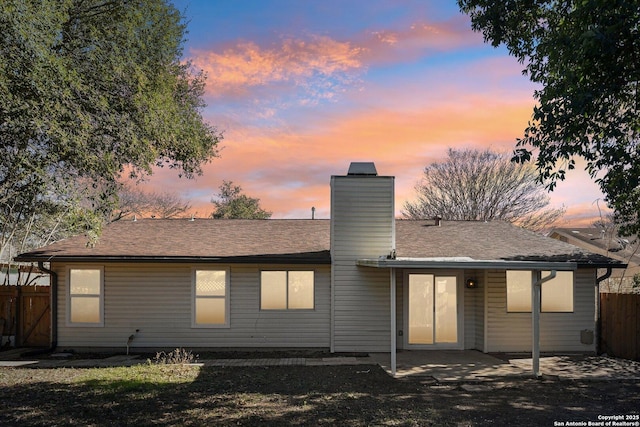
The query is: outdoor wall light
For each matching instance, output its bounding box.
[465,278,478,289]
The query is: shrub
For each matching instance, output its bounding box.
[151,348,198,365]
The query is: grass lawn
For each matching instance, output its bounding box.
[1,363,639,426]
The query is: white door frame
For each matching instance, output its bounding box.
[402,270,464,350]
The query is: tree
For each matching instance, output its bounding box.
[0,178,103,269]
[402,148,565,232]
[458,0,640,235]
[111,183,191,221]
[1,0,221,256]
[211,181,272,219]
[590,212,640,292]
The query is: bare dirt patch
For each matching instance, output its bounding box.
[1,364,638,426]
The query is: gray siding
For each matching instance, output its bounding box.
[485,268,596,352]
[53,262,331,350]
[331,175,395,352]
[476,270,486,350]
[463,269,484,350]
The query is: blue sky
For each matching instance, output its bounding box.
[142,0,607,225]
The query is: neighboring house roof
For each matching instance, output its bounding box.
[15,219,623,267]
[549,228,640,267]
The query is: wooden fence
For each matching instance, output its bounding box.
[0,285,51,348]
[600,293,640,361]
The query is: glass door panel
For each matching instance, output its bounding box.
[408,274,434,344]
[407,274,458,346]
[435,276,457,343]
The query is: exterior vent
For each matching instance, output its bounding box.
[347,162,377,176]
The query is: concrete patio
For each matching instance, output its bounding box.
[370,350,640,381]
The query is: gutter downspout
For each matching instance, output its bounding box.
[595,267,612,355]
[532,270,556,378]
[38,262,57,351]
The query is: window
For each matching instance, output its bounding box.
[506,270,574,313]
[541,271,573,312]
[506,270,532,312]
[261,270,314,310]
[193,269,229,327]
[68,267,103,326]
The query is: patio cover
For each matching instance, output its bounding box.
[357,257,581,377]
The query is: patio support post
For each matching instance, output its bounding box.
[532,270,541,377]
[390,268,396,377]
[532,270,556,377]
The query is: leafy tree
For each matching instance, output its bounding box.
[211,181,272,219]
[1,0,221,255]
[402,148,564,232]
[458,0,640,234]
[111,183,192,221]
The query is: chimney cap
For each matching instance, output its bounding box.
[347,162,377,176]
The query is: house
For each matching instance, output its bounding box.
[16,162,624,374]
[549,228,640,293]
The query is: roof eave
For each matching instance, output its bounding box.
[357,258,583,270]
[577,262,628,269]
[14,254,332,265]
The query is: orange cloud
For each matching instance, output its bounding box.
[191,36,364,99]
[155,89,537,218]
[144,46,603,226]
[189,17,484,103]
[143,86,605,226]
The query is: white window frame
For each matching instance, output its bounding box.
[541,271,574,313]
[506,270,575,313]
[191,267,230,328]
[260,270,315,310]
[66,266,104,327]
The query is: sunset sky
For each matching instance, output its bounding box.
[141,0,609,225]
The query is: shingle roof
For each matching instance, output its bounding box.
[16,219,331,264]
[396,221,622,267]
[15,218,623,267]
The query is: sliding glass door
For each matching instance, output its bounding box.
[406,273,460,347]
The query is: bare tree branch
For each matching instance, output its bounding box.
[403,148,565,232]
[111,183,192,220]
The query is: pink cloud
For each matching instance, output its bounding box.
[362,16,485,64]
[142,87,606,225]
[557,202,610,228]
[144,88,538,218]
[141,38,604,227]
[191,36,364,99]
[189,16,485,103]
